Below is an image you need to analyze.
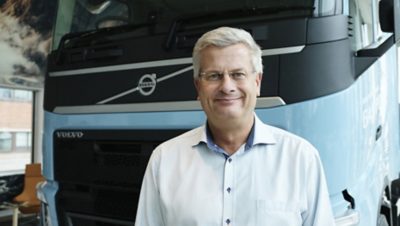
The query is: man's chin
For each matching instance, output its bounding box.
[215,111,242,121]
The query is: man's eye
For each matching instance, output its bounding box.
[231,72,246,79]
[206,73,221,80]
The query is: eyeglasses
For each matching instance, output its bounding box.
[199,70,250,82]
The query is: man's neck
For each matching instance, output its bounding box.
[208,116,254,155]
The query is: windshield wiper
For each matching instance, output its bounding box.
[58,22,154,50]
[163,6,314,50]
[55,22,154,63]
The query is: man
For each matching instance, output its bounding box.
[135,27,335,226]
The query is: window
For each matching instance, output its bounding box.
[349,0,383,51]
[0,88,12,100]
[53,0,339,49]
[0,87,33,175]
[14,90,33,101]
[15,132,32,150]
[0,132,12,152]
[0,87,32,101]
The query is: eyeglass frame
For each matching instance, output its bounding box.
[198,69,256,83]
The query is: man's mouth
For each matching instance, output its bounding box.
[215,97,241,104]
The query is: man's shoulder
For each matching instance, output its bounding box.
[264,123,304,141]
[157,126,204,149]
[255,116,304,142]
[148,126,205,164]
[258,120,317,153]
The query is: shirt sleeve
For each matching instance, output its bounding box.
[302,145,336,226]
[135,148,165,226]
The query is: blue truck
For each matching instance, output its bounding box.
[39,0,400,225]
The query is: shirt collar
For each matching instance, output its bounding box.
[252,114,277,145]
[195,114,276,153]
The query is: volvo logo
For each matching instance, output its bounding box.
[56,131,84,139]
[138,73,157,96]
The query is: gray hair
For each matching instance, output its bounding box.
[192,27,263,79]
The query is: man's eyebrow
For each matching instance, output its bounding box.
[201,68,247,72]
[230,68,247,72]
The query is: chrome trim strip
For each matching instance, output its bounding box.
[256,96,286,108]
[49,46,305,77]
[261,46,304,56]
[53,97,286,114]
[97,66,193,104]
[49,58,193,77]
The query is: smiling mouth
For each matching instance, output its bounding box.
[215,97,241,104]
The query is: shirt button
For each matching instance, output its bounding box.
[226,219,231,224]
[228,158,232,163]
[227,187,231,193]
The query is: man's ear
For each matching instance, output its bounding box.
[194,79,200,99]
[256,73,263,96]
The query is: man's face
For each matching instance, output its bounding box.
[194,43,262,123]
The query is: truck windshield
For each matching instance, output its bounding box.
[52,0,339,50]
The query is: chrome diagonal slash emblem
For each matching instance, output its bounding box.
[97,65,193,104]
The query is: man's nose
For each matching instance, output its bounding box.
[219,74,236,93]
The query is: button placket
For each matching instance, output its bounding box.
[222,157,234,225]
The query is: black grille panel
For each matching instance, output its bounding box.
[53,129,186,225]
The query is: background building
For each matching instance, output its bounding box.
[0,87,32,175]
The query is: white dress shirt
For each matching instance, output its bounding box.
[135,115,335,226]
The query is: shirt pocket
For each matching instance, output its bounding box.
[256,200,302,226]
